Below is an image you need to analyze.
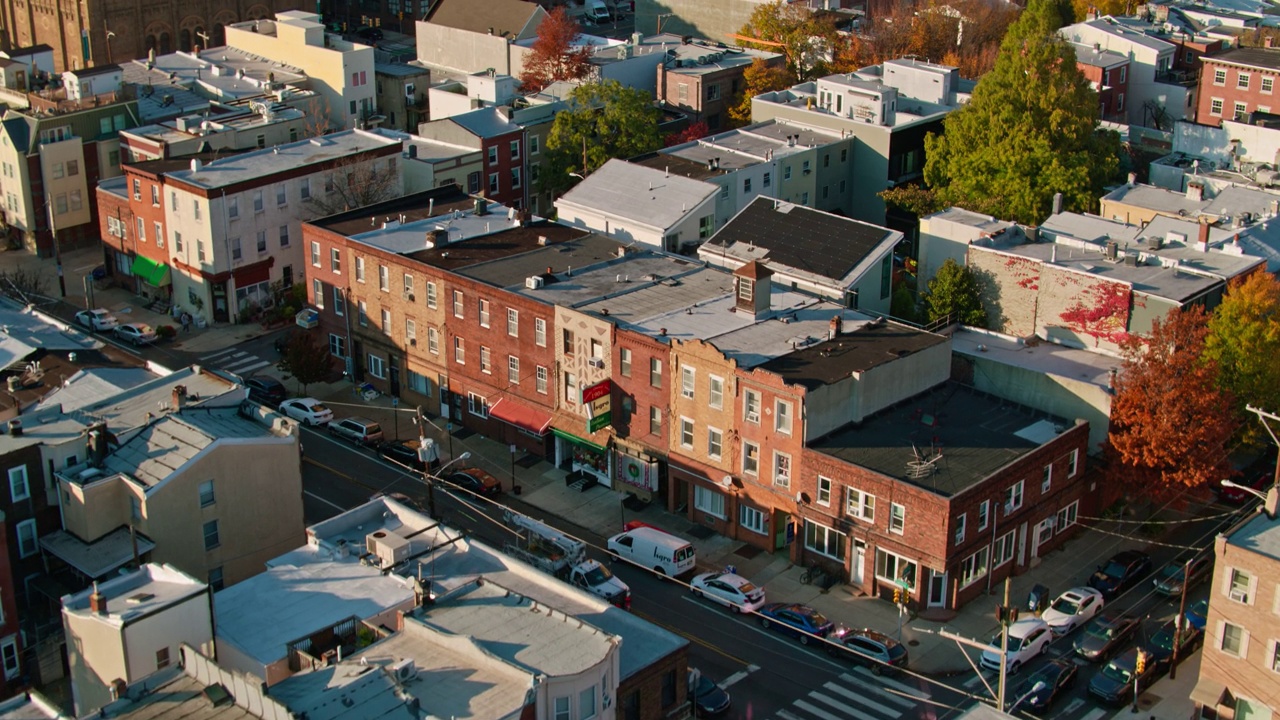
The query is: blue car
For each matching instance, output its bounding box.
[1184,598,1209,631]
[758,603,835,645]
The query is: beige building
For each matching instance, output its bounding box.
[57,398,304,592]
[61,563,214,716]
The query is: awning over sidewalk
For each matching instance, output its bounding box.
[130,255,172,287]
[1190,676,1231,708]
[41,527,157,579]
[489,398,553,435]
[552,427,607,451]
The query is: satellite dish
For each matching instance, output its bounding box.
[719,475,734,489]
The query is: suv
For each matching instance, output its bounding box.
[246,376,287,406]
[980,618,1052,674]
[328,417,385,446]
[828,627,909,675]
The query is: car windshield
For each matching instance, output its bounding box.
[1158,565,1184,581]
[1051,597,1080,614]
[693,676,718,695]
[1086,621,1116,639]
[1102,561,1128,577]
[583,566,613,585]
[993,634,1024,651]
[1101,661,1133,683]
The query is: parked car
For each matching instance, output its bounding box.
[980,618,1052,674]
[1217,471,1272,505]
[245,376,287,406]
[1089,550,1153,599]
[690,571,766,613]
[1073,612,1141,662]
[1041,586,1104,635]
[827,627,909,675]
[688,670,731,715]
[115,322,157,345]
[75,308,119,331]
[355,26,383,41]
[1153,554,1213,597]
[757,603,835,645]
[1184,598,1209,631]
[278,398,334,426]
[378,439,427,471]
[1089,647,1160,706]
[328,416,385,446]
[1145,618,1204,675]
[446,468,503,497]
[1012,658,1077,714]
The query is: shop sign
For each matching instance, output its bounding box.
[582,379,612,433]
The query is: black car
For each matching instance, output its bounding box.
[688,670,731,715]
[447,468,503,496]
[1153,554,1213,597]
[1145,618,1204,674]
[1089,647,1160,706]
[246,375,287,405]
[1073,612,1142,662]
[378,439,427,471]
[1013,659,1077,714]
[1089,550,1153,599]
[827,627,909,675]
[355,26,383,42]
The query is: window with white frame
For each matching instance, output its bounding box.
[1004,481,1024,514]
[681,366,695,399]
[480,346,492,374]
[773,451,791,488]
[355,257,365,283]
[1239,71,1251,89]
[1214,68,1227,85]
[331,248,341,273]
[620,348,632,377]
[817,476,832,506]
[468,393,489,418]
[427,327,439,355]
[776,400,793,434]
[535,318,546,347]
[1236,101,1249,120]
[405,318,416,343]
[1056,500,1078,530]
[8,466,29,502]
[649,406,661,434]
[380,309,391,334]
[959,547,989,588]
[741,441,759,476]
[1042,464,1052,494]
[507,308,519,337]
[889,503,906,534]
[955,513,966,545]
[740,505,766,534]
[1270,640,1280,672]
[313,279,324,309]
[978,500,990,531]
[357,301,367,326]
[992,529,1016,567]
[554,697,570,720]
[426,281,437,307]
[0,638,17,679]
[199,479,215,508]
[579,687,596,720]
[708,375,724,409]
[453,290,464,318]
[680,417,694,448]
[1211,98,1224,116]
[537,366,548,394]
[1067,449,1079,477]
[805,520,846,560]
[454,336,465,364]
[1229,568,1255,604]
[310,241,320,266]
[379,265,389,292]
[330,334,346,358]
[694,485,726,518]
[403,274,414,298]
[846,488,875,521]
[874,548,917,588]
[508,355,520,385]
[16,519,37,557]
[564,372,578,404]
[1220,621,1247,657]
[367,354,386,379]
[744,389,760,423]
[479,299,490,327]
[650,358,662,387]
[707,427,723,459]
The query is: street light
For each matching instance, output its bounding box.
[568,172,586,181]
[1221,479,1278,520]
[1008,681,1047,714]
[425,451,471,519]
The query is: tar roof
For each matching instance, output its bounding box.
[445,107,521,139]
[459,234,651,288]
[1226,513,1280,561]
[309,187,475,236]
[425,0,540,36]
[0,300,101,367]
[556,159,719,231]
[811,382,1074,497]
[704,197,899,281]
[165,130,399,190]
[63,563,205,625]
[951,329,1118,390]
[1208,46,1280,70]
[987,241,1222,301]
[757,319,948,389]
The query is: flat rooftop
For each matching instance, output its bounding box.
[556,159,719,231]
[1225,513,1280,562]
[63,564,206,626]
[165,129,399,190]
[811,382,1075,497]
[951,329,1119,389]
[758,319,949,389]
[453,232,627,287]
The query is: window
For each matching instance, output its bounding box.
[199,480,215,507]
[1211,98,1224,116]
[253,190,264,213]
[817,476,832,506]
[562,329,576,355]
[468,392,489,418]
[784,165,792,181]
[489,173,499,194]
[681,367,696,399]
[368,354,386,379]
[426,281,437,308]
[313,279,324,308]
[1239,72,1251,89]
[805,521,846,560]
[1056,500,1078,530]
[333,288,345,316]
[579,686,596,720]
[357,301,367,326]
[507,308,519,337]
[649,405,662,434]
[381,309,391,334]
[694,485,726,518]
[763,172,772,188]
[488,146,498,165]
[889,503,906,534]
[300,178,311,200]
[0,638,17,680]
[1271,641,1280,672]
[650,358,662,387]
[508,355,520,385]
[328,249,341,273]
[279,225,290,247]
[773,451,791,488]
[743,177,752,193]
[955,513,967,545]
[173,231,182,252]
[1236,101,1249,121]
[1004,480,1024,514]
[1041,464,1052,494]
[978,500,990,531]
[742,441,759,475]
[311,241,321,267]
[1265,76,1275,94]
[554,697,571,720]
[15,519,36,558]
[254,231,265,254]
[992,529,1016,566]
[1067,449,1079,477]
[132,178,142,200]
[453,290,464,318]
[138,218,146,242]
[708,375,724,409]
[454,336,465,364]
[1214,68,1227,85]
[846,489,875,521]
[379,265,389,292]
[564,372,578,404]
[203,520,220,550]
[1221,622,1247,657]
[535,318,546,347]
[480,346,492,373]
[479,299,490,327]
[8,466,29,502]
[403,274,414,298]
[427,327,439,355]
[511,167,522,189]
[740,505,766,534]
[707,427,723,459]
[619,348,632,377]
[775,400,793,434]
[661,670,677,708]
[680,417,694,448]
[959,547,989,588]
[537,366,549,394]
[875,548,917,588]
[1229,569,1254,604]
[54,193,67,214]
[330,334,347,358]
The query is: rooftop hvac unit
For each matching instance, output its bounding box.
[366,529,411,567]
[526,276,545,290]
[390,659,418,682]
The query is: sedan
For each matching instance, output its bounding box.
[827,627,909,675]
[1012,659,1077,714]
[1089,647,1160,706]
[278,398,334,426]
[446,468,502,497]
[690,572,766,613]
[1041,586,1104,635]
[1218,471,1272,505]
[1145,618,1204,674]
[1153,554,1213,597]
[1185,598,1209,631]
[688,670,730,715]
[1089,549,1153,599]
[114,322,157,345]
[757,603,835,645]
[75,308,119,331]
[378,440,427,471]
[1073,612,1141,662]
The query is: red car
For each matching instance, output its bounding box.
[446,468,503,497]
[1219,472,1272,505]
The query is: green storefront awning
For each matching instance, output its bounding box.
[130,255,172,286]
[551,427,607,451]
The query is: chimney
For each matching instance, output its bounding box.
[1267,36,1275,49]
[7,419,21,437]
[1087,5,1100,20]
[828,315,842,339]
[1198,217,1211,251]
[1051,192,1064,215]
[90,582,107,615]
[108,679,127,701]
[1186,181,1204,202]
[1127,172,1137,186]
[1264,486,1278,520]
[171,385,187,411]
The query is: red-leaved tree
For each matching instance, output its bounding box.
[519,8,593,93]
[664,121,710,147]
[1104,305,1238,503]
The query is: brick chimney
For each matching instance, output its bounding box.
[733,261,773,320]
[171,385,187,411]
[828,315,843,340]
[1197,217,1211,252]
[89,582,107,615]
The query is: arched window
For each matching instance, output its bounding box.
[180,29,191,52]
[159,32,172,54]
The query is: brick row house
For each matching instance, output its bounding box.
[1196,46,1280,126]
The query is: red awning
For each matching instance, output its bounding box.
[488,398,553,435]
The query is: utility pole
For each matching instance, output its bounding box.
[1170,557,1191,680]
[997,577,1011,713]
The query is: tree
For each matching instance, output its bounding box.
[728,58,795,126]
[540,80,662,196]
[519,8,593,93]
[1105,306,1237,502]
[738,0,840,80]
[1205,272,1280,446]
[301,97,335,139]
[277,331,334,395]
[907,0,1122,225]
[1069,0,1127,24]
[924,258,986,326]
[307,153,403,217]
[665,121,710,147]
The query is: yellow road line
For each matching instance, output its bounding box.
[631,608,749,666]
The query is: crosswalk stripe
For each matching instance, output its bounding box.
[1081,709,1107,720]
[830,678,913,710]
[847,669,930,700]
[220,354,260,368]
[777,709,807,720]
[796,697,873,720]
[226,360,270,374]
[199,347,239,360]
[818,685,902,716]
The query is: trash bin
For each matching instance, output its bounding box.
[1028,584,1051,615]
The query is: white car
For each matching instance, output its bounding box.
[980,618,1052,675]
[690,571,766,613]
[75,308,119,331]
[114,323,157,345]
[1042,586,1105,636]
[279,398,334,426]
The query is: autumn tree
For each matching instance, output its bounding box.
[924,258,987,326]
[1105,306,1238,502]
[738,0,840,80]
[277,331,334,395]
[1069,0,1125,24]
[664,121,710,147]
[539,80,662,196]
[883,0,1121,225]
[1205,272,1280,446]
[837,0,1018,78]
[519,8,593,93]
[728,58,795,126]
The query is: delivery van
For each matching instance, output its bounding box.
[608,526,696,577]
[588,0,612,23]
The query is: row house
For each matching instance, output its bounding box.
[655,39,784,130]
[417,106,527,209]
[1196,46,1280,126]
[1072,42,1132,123]
[118,103,310,162]
[1061,18,1192,130]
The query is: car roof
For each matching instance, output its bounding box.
[343,416,378,424]
[1060,587,1094,600]
[1008,618,1049,635]
[850,628,897,645]
[1113,549,1147,562]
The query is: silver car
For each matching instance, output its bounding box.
[115,323,157,345]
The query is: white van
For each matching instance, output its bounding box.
[588,0,612,23]
[607,526,696,577]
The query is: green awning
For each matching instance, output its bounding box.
[130,255,171,286]
[552,427,607,451]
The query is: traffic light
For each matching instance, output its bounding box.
[893,588,901,605]
[1135,651,1147,675]
[996,605,1020,624]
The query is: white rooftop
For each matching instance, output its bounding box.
[951,328,1121,388]
[348,200,524,255]
[165,129,400,190]
[34,367,160,413]
[0,301,101,368]
[556,159,719,231]
[63,563,207,627]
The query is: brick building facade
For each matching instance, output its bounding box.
[1196,46,1280,126]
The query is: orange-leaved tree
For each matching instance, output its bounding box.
[519,8,593,93]
[1105,305,1238,503]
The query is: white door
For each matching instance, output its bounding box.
[1016,522,1028,567]
[928,571,947,608]
[852,539,866,585]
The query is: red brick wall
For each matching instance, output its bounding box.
[480,131,525,208]
[611,328,669,452]
[1197,58,1280,126]
[123,167,169,264]
[617,647,689,720]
